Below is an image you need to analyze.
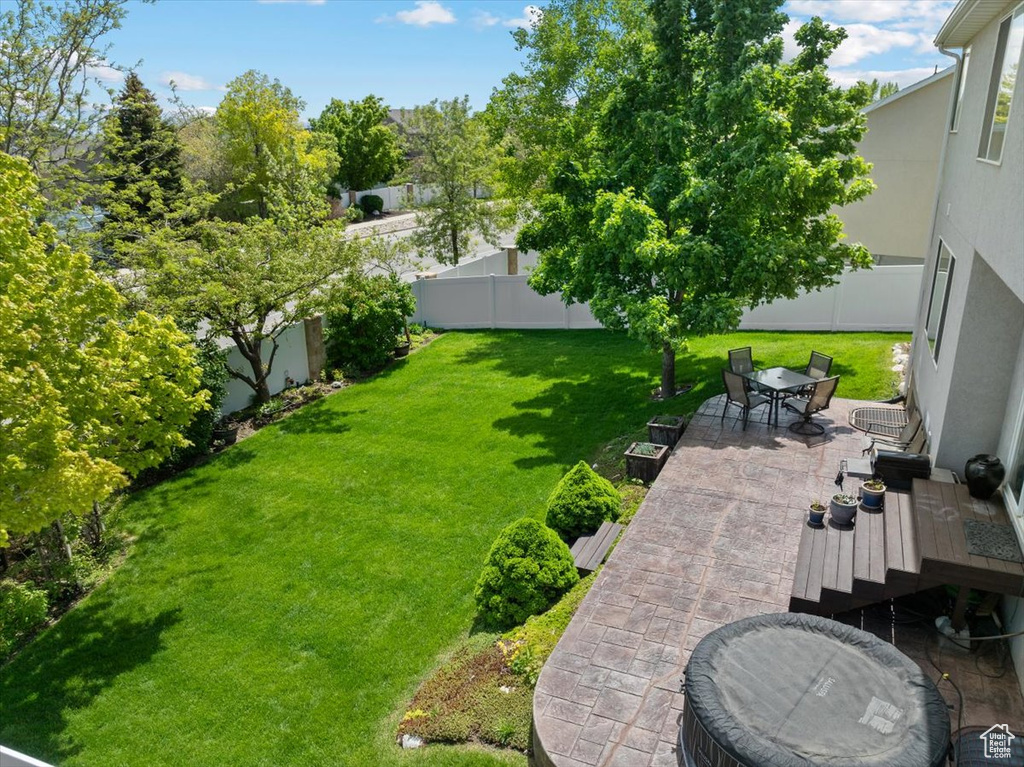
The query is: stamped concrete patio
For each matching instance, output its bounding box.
[533,394,1024,766]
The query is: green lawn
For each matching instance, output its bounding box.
[0,330,906,766]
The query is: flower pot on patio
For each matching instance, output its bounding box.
[860,479,886,510]
[830,493,858,527]
[625,442,670,484]
[647,415,686,447]
[808,501,826,528]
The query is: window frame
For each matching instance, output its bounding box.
[924,241,956,364]
[977,2,1024,163]
[1004,391,1024,544]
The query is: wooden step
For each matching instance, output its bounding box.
[570,521,623,573]
[882,490,920,597]
[853,506,887,602]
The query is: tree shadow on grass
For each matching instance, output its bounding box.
[452,331,729,470]
[0,600,183,764]
[275,401,364,436]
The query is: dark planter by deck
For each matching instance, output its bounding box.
[394,342,411,359]
[647,415,686,447]
[964,454,1005,499]
[625,442,670,484]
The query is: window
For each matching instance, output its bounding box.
[979,3,1024,162]
[925,241,955,361]
[951,47,970,131]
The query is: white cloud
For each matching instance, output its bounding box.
[86,61,124,84]
[194,105,218,116]
[472,10,501,30]
[781,19,801,62]
[378,1,456,27]
[504,5,542,30]
[160,71,225,92]
[828,66,940,90]
[786,1,955,27]
[828,23,917,67]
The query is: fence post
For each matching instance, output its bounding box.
[489,274,497,329]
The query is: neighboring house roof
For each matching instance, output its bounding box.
[936,0,1015,46]
[862,67,955,115]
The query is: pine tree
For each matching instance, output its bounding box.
[97,73,185,260]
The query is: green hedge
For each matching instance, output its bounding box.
[474,518,579,630]
[546,461,621,540]
[324,274,415,374]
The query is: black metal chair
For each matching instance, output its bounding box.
[721,369,770,430]
[728,347,755,375]
[783,375,839,435]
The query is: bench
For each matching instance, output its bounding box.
[570,521,623,573]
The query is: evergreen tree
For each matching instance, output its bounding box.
[97,73,186,260]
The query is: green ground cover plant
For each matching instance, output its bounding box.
[0,330,905,766]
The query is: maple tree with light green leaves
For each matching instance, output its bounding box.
[0,152,206,545]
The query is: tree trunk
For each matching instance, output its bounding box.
[87,500,106,551]
[52,520,72,562]
[451,225,459,264]
[661,342,676,398]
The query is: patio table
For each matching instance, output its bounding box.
[741,366,817,427]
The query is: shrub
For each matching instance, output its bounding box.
[344,205,364,223]
[545,461,621,540]
[358,194,384,216]
[474,518,579,630]
[324,274,415,374]
[0,580,49,658]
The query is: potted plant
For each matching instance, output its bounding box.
[212,418,239,446]
[861,479,886,510]
[647,415,686,447]
[394,341,411,358]
[830,493,858,527]
[808,500,826,528]
[624,442,670,484]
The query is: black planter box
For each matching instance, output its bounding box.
[873,450,930,490]
[625,442,670,484]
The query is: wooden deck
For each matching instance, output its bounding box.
[790,478,1024,620]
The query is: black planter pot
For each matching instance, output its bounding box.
[964,454,1005,500]
[213,424,239,446]
[394,343,411,359]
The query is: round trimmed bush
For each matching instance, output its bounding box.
[546,461,621,540]
[359,194,384,216]
[474,518,579,630]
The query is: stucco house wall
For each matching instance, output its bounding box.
[912,0,1024,696]
[838,69,954,264]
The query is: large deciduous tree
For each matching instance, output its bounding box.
[215,70,339,226]
[0,0,135,218]
[137,219,362,404]
[518,0,874,396]
[309,95,403,193]
[0,152,206,545]
[405,97,502,265]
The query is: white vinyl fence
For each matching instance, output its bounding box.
[411,264,923,332]
[218,322,312,414]
[339,184,491,212]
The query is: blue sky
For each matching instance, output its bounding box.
[98,0,959,119]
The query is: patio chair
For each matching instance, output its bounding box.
[721,369,770,430]
[805,351,833,380]
[783,375,840,435]
[861,409,922,454]
[728,347,755,375]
